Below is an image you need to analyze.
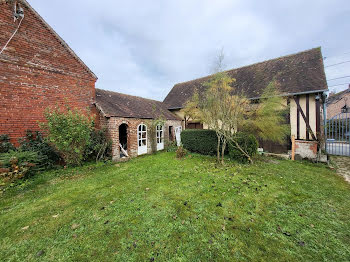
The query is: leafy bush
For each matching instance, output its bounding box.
[40,106,93,166]
[85,128,112,161]
[0,151,45,187]
[176,146,188,159]
[166,141,178,152]
[19,130,60,169]
[181,129,222,155]
[228,133,258,163]
[0,134,15,153]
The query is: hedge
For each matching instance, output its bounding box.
[181,129,220,155]
[181,129,258,162]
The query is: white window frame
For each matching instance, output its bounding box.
[137,124,147,155]
[156,124,164,151]
[175,126,182,146]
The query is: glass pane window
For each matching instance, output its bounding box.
[138,124,147,147]
[156,125,163,144]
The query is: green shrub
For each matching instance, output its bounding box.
[85,128,112,161]
[228,133,258,163]
[0,150,45,187]
[0,134,15,153]
[40,106,93,166]
[181,129,221,155]
[19,130,60,169]
[166,141,178,152]
[176,146,188,159]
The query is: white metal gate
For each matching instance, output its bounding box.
[326,112,350,156]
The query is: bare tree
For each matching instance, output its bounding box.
[211,47,226,74]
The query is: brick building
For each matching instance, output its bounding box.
[326,85,350,119]
[0,0,97,145]
[95,89,182,161]
[0,0,183,161]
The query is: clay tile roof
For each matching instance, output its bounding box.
[163,47,328,109]
[95,89,180,120]
[326,87,350,105]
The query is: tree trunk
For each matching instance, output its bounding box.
[221,139,226,165]
[228,137,253,164]
[216,134,221,163]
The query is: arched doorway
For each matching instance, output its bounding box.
[119,123,128,157]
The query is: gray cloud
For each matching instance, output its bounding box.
[29,0,350,99]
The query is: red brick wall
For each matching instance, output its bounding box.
[0,2,96,145]
[327,91,350,119]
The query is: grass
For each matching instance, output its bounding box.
[1,152,350,261]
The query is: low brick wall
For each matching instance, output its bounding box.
[295,140,318,160]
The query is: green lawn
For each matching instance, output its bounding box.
[1,152,350,261]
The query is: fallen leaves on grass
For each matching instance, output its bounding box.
[71,224,79,230]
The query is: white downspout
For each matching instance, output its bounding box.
[0,3,25,55]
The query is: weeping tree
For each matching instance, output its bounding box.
[242,81,290,144]
[181,90,202,129]
[182,73,289,164]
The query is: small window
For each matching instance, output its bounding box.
[186,122,203,129]
[341,105,349,113]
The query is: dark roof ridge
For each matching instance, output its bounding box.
[173,47,322,87]
[95,88,181,120]
[327,87,350,104]
[96,88,162,104]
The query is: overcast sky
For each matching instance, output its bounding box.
[29,0,350,100]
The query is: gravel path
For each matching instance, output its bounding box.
[331,156,350,183]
